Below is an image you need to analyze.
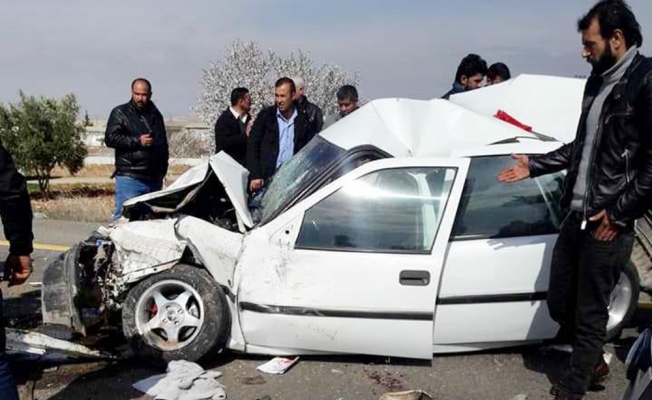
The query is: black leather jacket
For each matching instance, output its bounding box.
[104,101,169,181]
[529,53,652,227]
[296,96,323,134]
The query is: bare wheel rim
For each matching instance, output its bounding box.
[607,271,633,333]
[134,280,205,351]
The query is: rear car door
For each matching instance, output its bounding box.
[434,149,566,351]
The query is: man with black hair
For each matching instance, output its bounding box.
[247,77,318,191]
[324,85,359,128]
[214,87,252,166]
[486,62,512,86]
[441,54,488,99]
[498,1,651,398]
[105,78,169,220]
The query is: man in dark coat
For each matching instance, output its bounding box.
[0,143,33,400]
[105,78,169,220]
[292,76,323,134]
[214,87,252,166]
[247,77,319,191]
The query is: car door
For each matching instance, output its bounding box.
[236,158,469,359]
[433,151,566,351]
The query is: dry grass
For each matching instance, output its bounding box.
[30,183,115,222]
[49,164,191,178]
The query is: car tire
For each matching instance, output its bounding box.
[122,264,230,365]
[606,261,640,342]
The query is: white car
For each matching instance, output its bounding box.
[41,96,639,364]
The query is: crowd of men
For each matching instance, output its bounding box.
[0,1,651,399]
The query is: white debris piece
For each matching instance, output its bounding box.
[379,390,434,400]
[5,328,112,360]
[133,360,226,400]
[256,356,300,374]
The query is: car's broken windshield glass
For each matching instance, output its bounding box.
[260,136,346,223]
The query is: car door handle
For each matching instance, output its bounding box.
[399,270,430,286]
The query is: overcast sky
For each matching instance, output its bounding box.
[1,0,651,118]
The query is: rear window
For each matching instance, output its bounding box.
[451,156,565,240]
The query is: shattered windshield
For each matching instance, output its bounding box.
[260,136,346,223]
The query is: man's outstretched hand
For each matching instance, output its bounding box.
[4,255,32,286]
[497,154,531,183]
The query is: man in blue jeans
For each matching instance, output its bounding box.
[105,78,169,220]
[0,143,34,400]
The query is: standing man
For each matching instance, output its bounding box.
[105,78,169,220]
[498,2,650,399]
[214,87,252,166]
[292,76,323,134]
[486,62,512,86]
[441,54,488,99]
[324,85,360,129]
[247,77,318,191]
[0,144,33,400]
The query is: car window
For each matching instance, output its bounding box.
[451,156,565,240]
[296,167,457,254]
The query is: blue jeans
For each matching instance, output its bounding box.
[113,175,163,220]
[0,291,19,400]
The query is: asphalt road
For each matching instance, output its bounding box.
[0,219,646,400]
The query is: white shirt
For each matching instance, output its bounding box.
[229,107,246,123]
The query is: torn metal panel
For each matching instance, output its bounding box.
[175,215,243,287]
[109,219,186,282]
[6,328,114,360]
[122,153,253,229]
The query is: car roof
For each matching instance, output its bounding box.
[321,97,560,159]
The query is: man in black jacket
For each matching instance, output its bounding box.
[105,78,169,220]
[498,2,651,398]
[247,77,318,191]
[292,76,323,134]
[0,143,33,400]
[441,54,488,99]
[214,87,252,166]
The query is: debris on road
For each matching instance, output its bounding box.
[379,390,434,400]
[237,375,266,385]
[507,395,528,400]
[256,356,300,374]
[5,328,113,361]
[133,360,226,400]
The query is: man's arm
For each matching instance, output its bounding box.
[314,105,324,133]
[215,114,247,153]
[247,112,266,180]
[528,141,574,178]
[607,74,652,227]
[104,108,140,150]
[158,113,169,179]
[0,144,33,257]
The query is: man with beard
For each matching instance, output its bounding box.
[441,54,488,99]
[498,1,651,398]
[105,78,169,220]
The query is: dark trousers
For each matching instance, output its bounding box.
[548,211,634,399]
[0,290,19,400]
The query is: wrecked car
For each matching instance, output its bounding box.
[41,88,640,364]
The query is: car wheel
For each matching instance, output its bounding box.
[606,262,640,342]
[122,264,230,365]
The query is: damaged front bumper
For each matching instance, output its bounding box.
[41,219,186,337]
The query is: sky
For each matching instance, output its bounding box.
[1,0,651,119]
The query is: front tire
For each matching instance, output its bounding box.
[122,264,230,365]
